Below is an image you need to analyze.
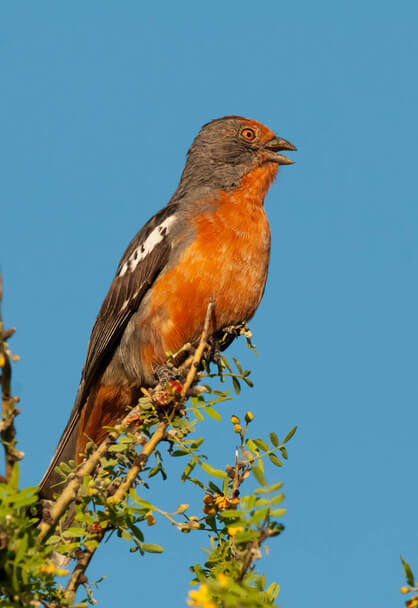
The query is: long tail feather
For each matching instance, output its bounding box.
[39,382,86,499]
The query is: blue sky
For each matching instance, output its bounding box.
[1,1,418,606]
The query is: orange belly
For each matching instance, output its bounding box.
[138,165,275,369]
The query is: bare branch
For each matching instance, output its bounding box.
[38,416,131,542]
[2,327,16,341]
[64,420,167,598]
[0,274,23,480]
[181,300,215,398]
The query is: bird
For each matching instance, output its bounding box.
[39,115,296,499]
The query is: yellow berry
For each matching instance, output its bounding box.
[217,573,229,588]
[215,496,230,510]
[227,526,242,537]
[233,424,242,433]
[401,587,411,594]
[146,513,156,526]
[230,415,240,425]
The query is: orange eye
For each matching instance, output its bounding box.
[241,128,256,141]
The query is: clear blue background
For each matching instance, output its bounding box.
[1,2,417,606]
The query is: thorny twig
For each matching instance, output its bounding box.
[228,426,277,584]
[38,416,134,542]
[181,300,216,399]
[64,300,216,599]
[64,421,167,598]
[0,274,23,481]
[237,527,273,582]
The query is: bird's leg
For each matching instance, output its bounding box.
[206,336,223,376]
[154,364,178,386]
[154,359,190,388]
[168,342,195,369]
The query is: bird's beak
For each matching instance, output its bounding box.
[264,137,297,165]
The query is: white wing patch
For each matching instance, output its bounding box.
[118,215,176,278]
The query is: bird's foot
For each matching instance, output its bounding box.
[155,364,178,385]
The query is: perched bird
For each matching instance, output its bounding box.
[39,116,296,499]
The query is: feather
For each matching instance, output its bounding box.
[39,204,178,497]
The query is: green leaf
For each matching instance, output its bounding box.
[253,481,283,494]
[252,464,266,486]
[9,463,19,491]
[265,582,280,601]
[120,529,132,541]
[171,450,189,457]
[270,493,285,506]
[56,541,82,553]
[242,377,254,388]
[15,535,28,563]
[85,540,100,550]
[181,460,196,481]
[221,355,233,372]
[280,446,288,460]
[45,535,61,545]
[283,425,297,444]
[208,481,222,494]
[246,439,259,455]
[271,508,287,517]
[148,465,160,478]
[108,444,128,452]
[232,377,241,395]
[232,357,243,373]
[128,523,144,542]
[141,543,164,553]
[187,477,205,489]
[401,555,415,586]
[234,530,259,543]
[219,509,242,519]
[251,508,269,523]
[135,498,154,509]
[268,453,282,467]
[203,406,221,421]
[200,462,227,479]
[62,527,86,538]
[253,438,269,452]
[192,404,204,421]
[255,497,271,507]
[256,493,285,507]
[269,432,279,447]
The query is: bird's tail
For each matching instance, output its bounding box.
[38,383,85,500]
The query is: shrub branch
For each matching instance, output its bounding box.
[0,274,23,481]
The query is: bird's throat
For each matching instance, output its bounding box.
[234,163,279,207]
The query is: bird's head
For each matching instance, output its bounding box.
[176,116,296,197]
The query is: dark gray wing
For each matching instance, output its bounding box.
[81,202,179,405]
[39,203,178,495]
